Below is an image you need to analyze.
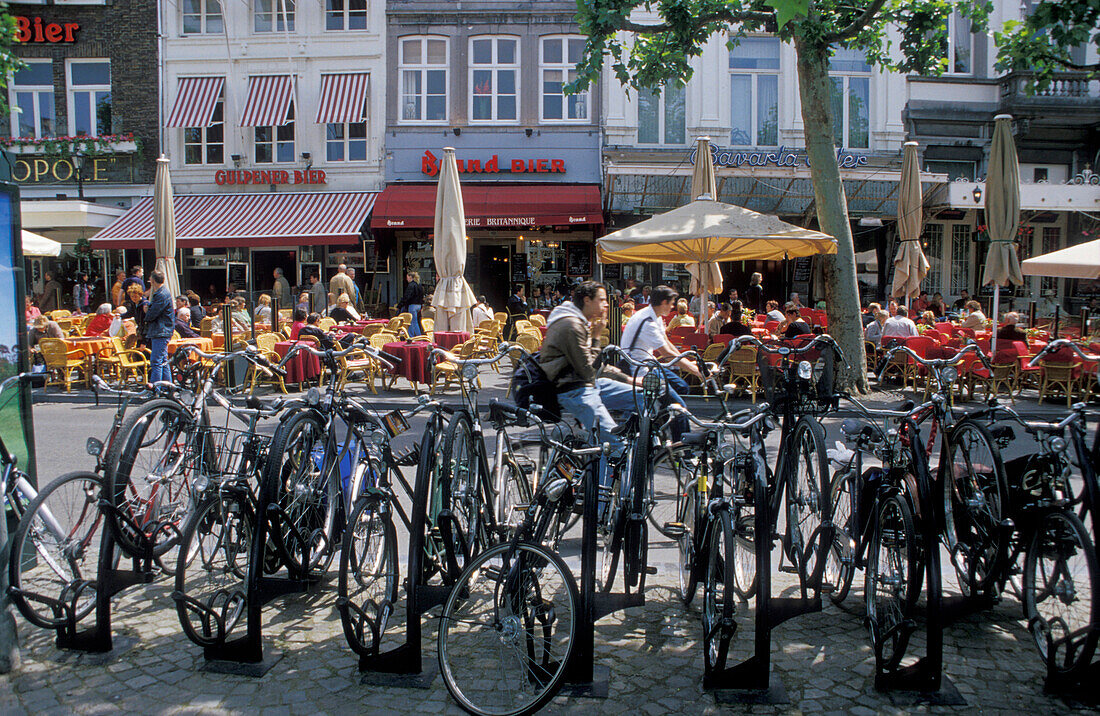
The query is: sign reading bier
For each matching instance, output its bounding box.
[421,150,565,177]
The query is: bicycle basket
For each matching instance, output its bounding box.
[196,425,273,482]
[756,341,837,416]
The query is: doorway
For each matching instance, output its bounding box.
[251,250,297,299]
[479,245,510,312]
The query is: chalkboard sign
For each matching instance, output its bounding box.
[300,262,320,287]
[603,264,622,281]
[511,252,528,283]
[228,263,248,293]
[792,256,813,283]
[565,241,593,277]
[364,242,388,273]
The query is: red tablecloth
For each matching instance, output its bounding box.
[384,341,433,386]
[538,325,547,337]
[342,319,390,334]
[434,331,470,350]
[274,340,323,386]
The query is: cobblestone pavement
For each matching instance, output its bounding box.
[3,391,1095,714]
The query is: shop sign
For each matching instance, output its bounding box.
[213,169,327,186]
[691,144,869,170]
[12,154,134,185]
[421,150,565,177]
[15,16,80,44]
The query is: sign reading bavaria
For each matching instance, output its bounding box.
[691,143,870,170]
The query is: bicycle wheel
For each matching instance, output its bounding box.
[824,469,857,605]
[106,399,203,559]
[174,490,254,646]
[865,493,920,670]
[338,495,399,657]
[498,456,533,535]
[677,482,701,606]
[263,410,337,574]
[648,446,689,540]
[1023,508,1100,680]
[598,458,627,593]
[786,417,830,586]
[731,466,758,600]
[438,541,578,716]
[624,430,651,589]
[943,420,1009,596]
[442,410,487,557]
[8,472,105,629]
[702,509,736,675]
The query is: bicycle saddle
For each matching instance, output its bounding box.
[841,418,883,442]
[678,432,709,447]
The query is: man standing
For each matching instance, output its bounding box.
[308,273,327,313]
[329,263,356,302]
[111,270,127,306]
[396,270,424,336]
[621,285,701,401]
[38,271,62,312]
[273,268,292,307]
[120,266,145,295]
[144,271,175,384]
[347,267,361,307]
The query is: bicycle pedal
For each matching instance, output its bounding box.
[645,565,658,575]
[778,565,800,574]
[393,446,421,467]
[663,522,686,537]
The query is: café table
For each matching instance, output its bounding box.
[383,340,433,391]
[274,340,323,387]
[434,331,471,351]
[168,337,215,355]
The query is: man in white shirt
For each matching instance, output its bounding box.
[881,305,919,340]
[620,285,702,404]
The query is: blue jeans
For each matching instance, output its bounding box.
[407,304,422,336]
[149,337,170,384]
[660,367,690,405]
[558,378,640,497]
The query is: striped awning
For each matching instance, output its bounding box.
[91,192,378,249]
[240,75,294,127]
[315,73,369,124]
[165,76,225,128]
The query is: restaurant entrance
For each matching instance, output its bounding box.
[251,250,297,299]
[479,245,510,312]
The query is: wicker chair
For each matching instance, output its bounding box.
[432,339,479,394]
[317,317,337,332]
[338,349,383,394]
[39,338,90,392]
[1038,359,1088,407]
[528,314,546,327]
[109,337,149,387]
[249,332,287,394]
[725,347,760,403]
[421,317,435,333]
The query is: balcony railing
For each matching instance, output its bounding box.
[999,71,1098,103]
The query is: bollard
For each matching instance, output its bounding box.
[271,296,280,335]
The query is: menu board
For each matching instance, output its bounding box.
[364,242,388,273]
[792,256,813,283]
[228,263,248,293]
[602,264,622,281]
[511,252,528,283]
[565,241,592,277]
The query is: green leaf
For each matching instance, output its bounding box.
[766,0,808,28]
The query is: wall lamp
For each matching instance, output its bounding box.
[231,154,242,167]
[972,185,983,204]
[453,127,461,136]
[301,151,313,170]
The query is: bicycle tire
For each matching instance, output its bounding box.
[262,410,337,575]
[677,482,701,606]
[338,494,399,657]
[702,509,736,675]
[787,417,830,588]
[865,492,920,671]
[624,426,651,589]
[442,410,487,559]
[498,456,533,535]
[1023,508,1100,681]
[732,461,758,600]
[943,420,1009,596]
[8,471,105,630]
[598,454,627,593]
[824,469,857,605]
[106,398,204,559]
[438,541,579,716]
[647,446,689,540]
[174,489,254,647]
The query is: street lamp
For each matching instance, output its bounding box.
[972,185,982,204]
[71,151,85,199]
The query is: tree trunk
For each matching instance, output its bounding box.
[794,38,870,393]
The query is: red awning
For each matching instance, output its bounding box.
[315,73,369,124]
[240,75,294,127]
[91,192,378,249]
[370,184,603,230]
[165,76,224,128]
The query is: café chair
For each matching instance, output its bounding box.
[725,347,760,403]
[39,338,90,392]
[248,332,287,394]
[420,318,435,333]
[432,338,479,395]
[1038,355,1089,407]
[528,314,546,327]
[109,337,149,387]
[317,317,337,332]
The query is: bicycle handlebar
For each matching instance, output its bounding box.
[429,341,528,368]
[1027,338,1100,368]
[280,339,399,371]
[0,372,48,395]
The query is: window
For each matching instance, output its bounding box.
[325,0,365,31]
[924,159,975,181]
[1040,227,1060,294]
[255,0,294,33]
[468,36,518,122]
[399,36,447,122]
[638,83,685,145]
[255,103,294,163]
[923,223,943,294]
[182,0,223,34]
[10,60,54,138]
[541,36,588,122]
[729,37,779,147]
[950,224,971,295]
[184,90,224,165]
[945,9,972,75]
[828,48,870,149]
[327,102,367,162]
[67,60,110,136]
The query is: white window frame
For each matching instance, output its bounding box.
[182,0,224,35]
[945,9,973,76]
[183,88,224,166]
[468,35,520,124]
[728,37,780,148]
[254,103,295,164]
[10,59,54,139]
[324,0,366,31]
[539,35,588,124]
[828,50,871,150]
[66,59,110,136]
[398,35,449,125]
[636,83,686,146]
[254,0,294,33]
[326,101,369,162]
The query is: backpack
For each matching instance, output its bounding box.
[510,351,561,420]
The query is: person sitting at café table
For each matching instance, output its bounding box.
[289,308,307,339]
[123,283,148,343]
[28,314,64,348]
[329,294,361,323]
[929,292,947,317]
[882,305,919,340]
[865,310,889,346]
[471,295,493,326]
[959,300,988,330]
[778,304,813,339]
[297,312,356,349]
[321,292,338,316]
[720,300,754,338]
[24,296,41,323]
[85,303,115,336]
[862,302,881,327]
[174,308,200,338]
[919,310,938,328]
[707,303,731,335]
[997,311,1028,343]
[231,298,251,326]
[254,294,273,323]
[765,300,784,323]
[953,289,972,311]
[667,299,696,330]
[912,290,931,313]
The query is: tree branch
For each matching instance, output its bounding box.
[611,8,772,34]
[1039,52,1100,72]
[825,0,889,43]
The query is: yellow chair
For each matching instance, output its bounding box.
[249,332,287,394]
[493,312,508,324]
[528,314,546,327]
[39,338,90,392]
[1038,360,1089,407]
[110,337,150,386]
[478,319,496,332]
[725,347,760,403]
[369,332,398,350]
[317,317,337,332]
[514,332,540,356]
[48,309,71,319]
[361,324,385,339]
[200,316,214,338]
[421,317,435,333]
[339,349,383,394]
[397,312,413,327]
[432,339,479,394]
[512,319,533,340]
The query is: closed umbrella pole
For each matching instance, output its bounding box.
[153,155,182,298]
[431,148,477,333]
[891,142,928,307]
[983,116,1024,357]
[688,137,720,330]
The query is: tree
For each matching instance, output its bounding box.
[0,10,22,114]
[570,0,991,391]
[994,0,1099,90]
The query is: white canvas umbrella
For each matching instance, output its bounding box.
[890,142,929,302]
[1021,238,1100,280]
[21,230,61,257]
[430,147,477,332]
[982,115,1024,356]
[153,155,181,297]
[687,137,723,330]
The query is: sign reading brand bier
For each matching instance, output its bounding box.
[214,169,327,186]
[421,150,565,177]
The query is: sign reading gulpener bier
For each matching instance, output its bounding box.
[214,169,327,186]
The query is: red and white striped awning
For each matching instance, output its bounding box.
[315,73,369,124]
[240,75,294,127]
[91,192,378,249]
[165,76,225,128]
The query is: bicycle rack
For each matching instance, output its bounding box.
[1040,627,1100,706]
[50,501,158,658]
